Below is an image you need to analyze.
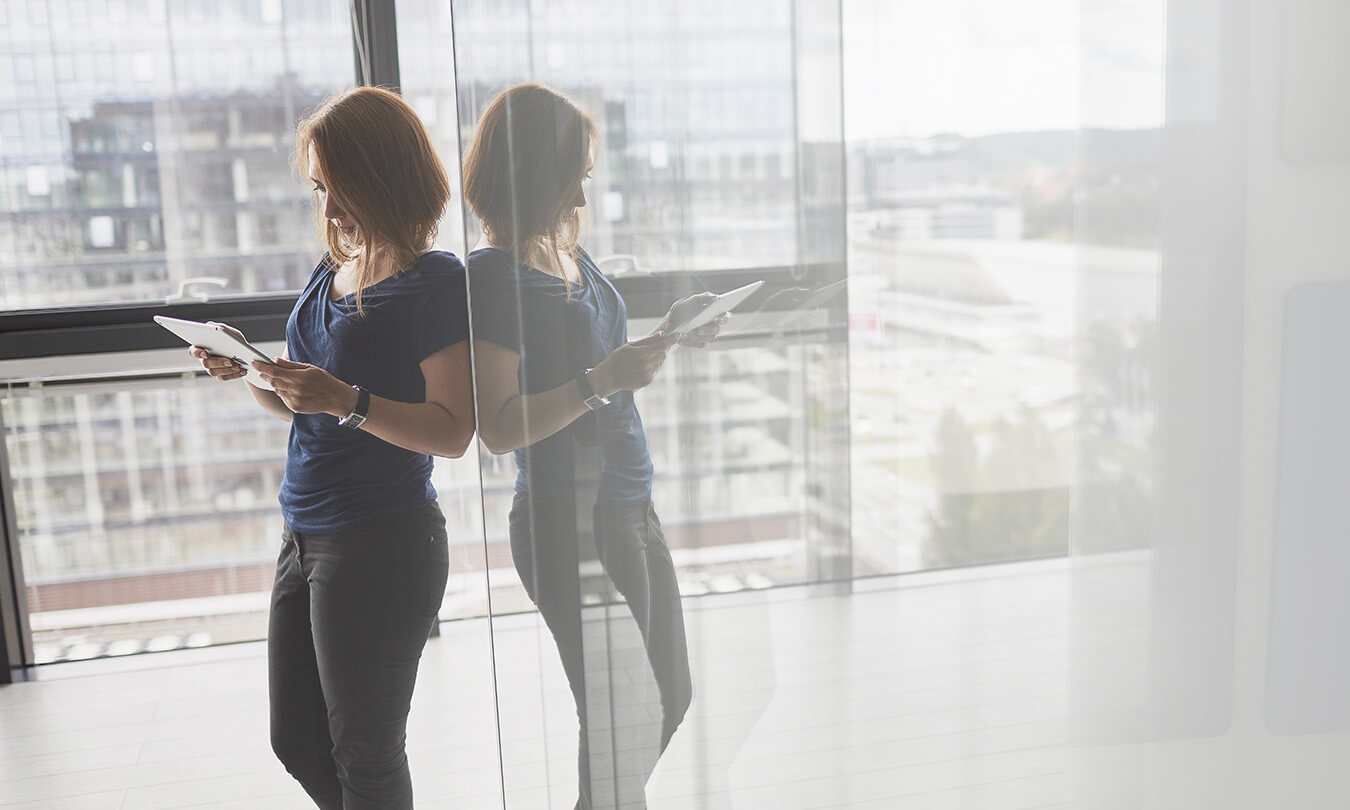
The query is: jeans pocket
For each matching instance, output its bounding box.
[424,531,450,618]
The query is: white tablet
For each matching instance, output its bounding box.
[667,280,765,335]
[154,315,276,391]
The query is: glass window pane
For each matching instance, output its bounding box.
[3,375,290,663]
[0,0,356,311]
[402,0,850,806]
[843,0,1160,573]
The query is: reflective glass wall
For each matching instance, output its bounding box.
[442,0,849,805]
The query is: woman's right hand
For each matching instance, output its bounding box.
[188,346,248,382]
[590,331,680,395]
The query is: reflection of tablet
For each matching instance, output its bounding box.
[791,278,847,312]
[730,278,848,334]
[154,315,276,391]
[668,281,764,335]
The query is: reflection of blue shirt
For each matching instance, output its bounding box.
[279,251,469,533]
[467,247,654,504]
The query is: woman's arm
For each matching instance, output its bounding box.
[471,340,588,454]
[472,332,677,455]
[252,341,476,458]
[246,380,296,422]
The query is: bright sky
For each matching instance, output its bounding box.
[839,0,1166,141]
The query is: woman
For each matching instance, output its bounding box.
[190,86,473,810]
[463,83,720,810]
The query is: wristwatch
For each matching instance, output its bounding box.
[338,385,370,430]
[576,368,610,411]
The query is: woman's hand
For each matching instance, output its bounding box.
[653,292,731,348]
[654,292,714,335]
[253,357,358,416]
[589,331,680,396]
[189,346,248,382]
[675,313,730,348]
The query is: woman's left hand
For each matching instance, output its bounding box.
[654,292,730,349]
[253,357,357,417]
[675,313,730,348]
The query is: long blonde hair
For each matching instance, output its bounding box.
[462,83,597,279]
[296,86,450,312]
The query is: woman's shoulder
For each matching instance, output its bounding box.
[466,246,514,273]
[394,250,465,295]
[466,247,538,289]
[575,249,606,278]
[414,249,466,277]
[347,251,465,311]
[305,253,337,284]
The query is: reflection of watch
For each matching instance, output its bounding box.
[577,368,610,411]
[338,385,370,430]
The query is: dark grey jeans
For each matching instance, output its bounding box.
[510,491,694,810]
[268,501,449,810]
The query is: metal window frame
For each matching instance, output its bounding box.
[0,265,836,363]
[350,0,402,91]
[0,403,32,682]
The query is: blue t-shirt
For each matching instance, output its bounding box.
[467,247,654,504]
[279,250,470,533]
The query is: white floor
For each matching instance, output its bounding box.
[0,560,1084,809]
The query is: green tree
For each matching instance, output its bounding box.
[1076,317,1157,552]
[926,408,979,566]
[925,407,1069,567]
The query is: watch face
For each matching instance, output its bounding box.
[340,410,367,429]
[341,385,370,428]
[578,369,598,399]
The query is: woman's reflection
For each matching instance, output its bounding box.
[462,83,723,809]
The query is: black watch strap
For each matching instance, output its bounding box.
[577,369,610,411]
[338,385,370,429]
